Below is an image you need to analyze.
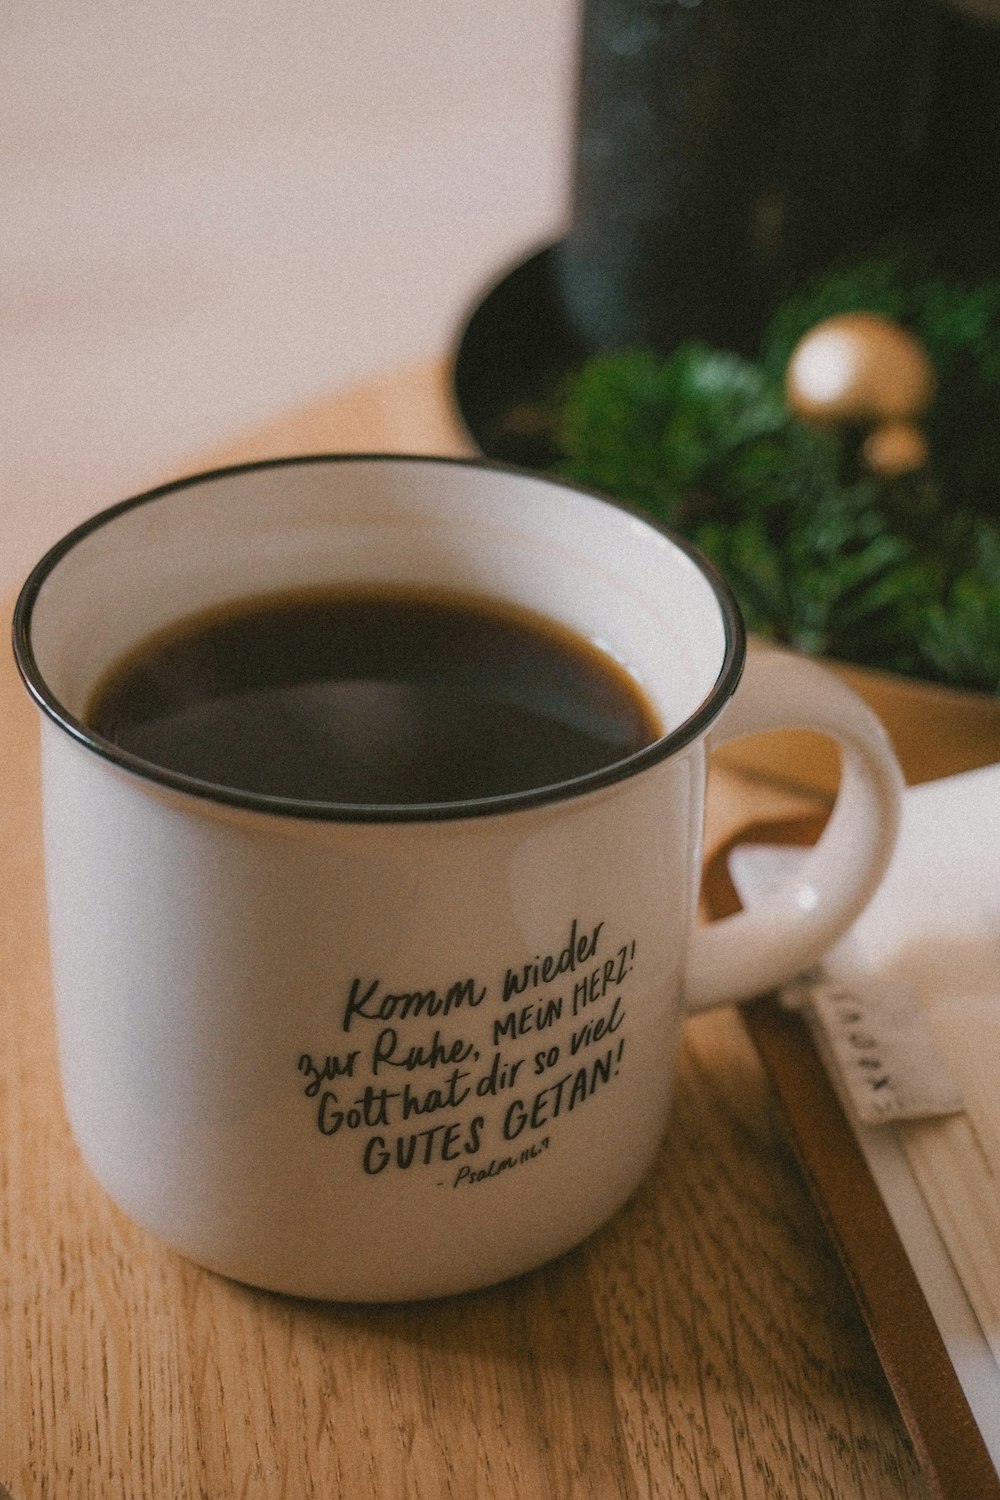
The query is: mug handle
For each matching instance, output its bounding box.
[684,649,904,1012]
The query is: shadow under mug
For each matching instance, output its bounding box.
[13,454,903,1300]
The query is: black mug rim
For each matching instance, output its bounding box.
[12,453,747,823]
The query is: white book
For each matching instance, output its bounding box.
[729,762,1000,1478]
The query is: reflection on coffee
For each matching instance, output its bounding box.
[85,587,663,804]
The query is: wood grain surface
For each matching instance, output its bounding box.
[1,362,931,1499]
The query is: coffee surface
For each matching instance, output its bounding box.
[85,587,663,805]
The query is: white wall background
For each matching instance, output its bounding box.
[2,1,578,591]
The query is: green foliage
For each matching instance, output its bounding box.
[555,345,785,519]
[763,247,1000,522]
[920,525,1000,693]
[555,253,1000,694]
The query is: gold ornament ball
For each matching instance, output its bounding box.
[862,421,930,477]
[786,312,935,425]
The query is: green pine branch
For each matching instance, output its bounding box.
[554,249,1000,695]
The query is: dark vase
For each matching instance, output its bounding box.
[554,0,935,358]
[453,0,999,465]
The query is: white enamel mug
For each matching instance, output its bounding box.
[13,455,902,1301]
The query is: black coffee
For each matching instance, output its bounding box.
[85,587,663,805]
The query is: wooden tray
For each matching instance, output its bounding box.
[715,643,1000,795]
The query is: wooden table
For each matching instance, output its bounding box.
[1,359,935,1499]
